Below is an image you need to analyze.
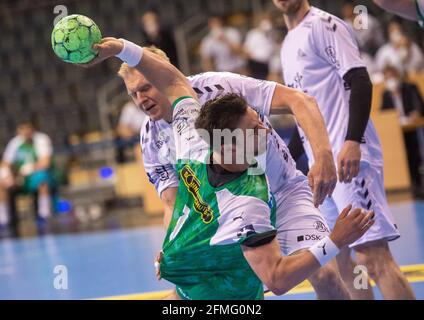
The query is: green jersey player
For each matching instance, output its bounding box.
[80,36,375,300]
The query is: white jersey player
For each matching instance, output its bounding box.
[274,0,415,299]
[115,51,352,298]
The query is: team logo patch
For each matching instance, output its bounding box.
[313,221,329,233]
[297,234,324,242]
[237,224,256,238]
[180,165,214,224]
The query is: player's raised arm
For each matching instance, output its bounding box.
[270,85,336,207]
[81,37,196,104]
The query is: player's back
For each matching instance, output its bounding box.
[160,154,276,300]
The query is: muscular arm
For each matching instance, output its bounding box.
[135,49,197,104]
[161,187,177,229]
[270,84,332,162]
[270,84,336,206]
[242,238,320,295]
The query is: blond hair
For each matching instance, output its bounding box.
[117,45,170,79]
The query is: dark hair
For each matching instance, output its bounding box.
[195,93,247,148]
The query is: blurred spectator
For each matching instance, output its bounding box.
[341,1,385,56]
[381,65,424,192]
[140,10,179,67]
[0,119,55,233]
[200,16,246,73]
[116,100,146,163]
[243,14,278,79]
[375,20,424,74]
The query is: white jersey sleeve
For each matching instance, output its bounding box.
[210,189,276,246]
[33,133,53,159]
[311,12,365,78]
[172,96,209,166]
[188,72,276,116]
[140,119,179,196]
[2,136,22,164]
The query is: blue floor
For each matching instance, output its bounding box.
[0,201,423,300]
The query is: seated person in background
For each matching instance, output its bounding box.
[116,100,146,163]
[381,64,424,194]
[0,118,55,232]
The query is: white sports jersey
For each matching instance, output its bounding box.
[2,132,52,164]
[141,72,304,197]
[281,7,383,167]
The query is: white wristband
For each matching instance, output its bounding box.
[308,236,340,266]
[115,39,143,67]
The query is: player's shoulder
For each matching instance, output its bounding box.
[33,131,51,143]
[307,6,351,32]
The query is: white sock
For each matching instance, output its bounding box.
[38,195,51,219]
[0,203,10,225]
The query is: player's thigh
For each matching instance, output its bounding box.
[331,162,400,248]
[274,180,330,256]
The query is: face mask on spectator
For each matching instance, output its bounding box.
[144,22,159,36]
[259,19,273,32]
[389,31,403,46]
[386,78,400,92]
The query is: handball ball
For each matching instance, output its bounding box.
[51,14,102,64]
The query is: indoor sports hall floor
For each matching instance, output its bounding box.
[0,200,423,300]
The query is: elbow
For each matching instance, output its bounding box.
[267,281,290,296]
[265,271,290,296]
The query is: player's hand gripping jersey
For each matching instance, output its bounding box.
[159,97,276,300]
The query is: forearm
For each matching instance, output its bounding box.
[344,67,372,143]
[135,49,196,103]
[270,251,321,295]
[291,93,332,159]
[161,187,177,229]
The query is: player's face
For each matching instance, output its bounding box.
[272,0,304,15]
[225,107,269,170]
[124,71,172,121]
[17,123,34,141]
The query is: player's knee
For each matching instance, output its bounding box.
[309,265,341,287]
[356,246,395,280]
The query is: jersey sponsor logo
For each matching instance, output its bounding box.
[175,118,189,135]
[237,224,256,238]
[313,221,329,233]
[297,234,325,242]
[232,212,244,221]
[297,48,307,59]
[156,166,170,181]
[325,46,340,69]
[180,165,214,224]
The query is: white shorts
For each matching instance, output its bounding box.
[319,161,400,248]
[274,177,330,256]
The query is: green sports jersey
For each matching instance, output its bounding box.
[159,97,276,300]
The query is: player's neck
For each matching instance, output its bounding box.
[283,2,311,30]
[211,153,249,173]
[164,107,173,123]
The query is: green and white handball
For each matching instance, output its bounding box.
[51,14,102,64]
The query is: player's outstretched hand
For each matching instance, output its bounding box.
[337,140,361,183]
[78,37,123,68]
[330,204,374,248]
[307,150,337,207]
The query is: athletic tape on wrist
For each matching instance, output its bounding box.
[308,236,339,266]
[115,39,143,67]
